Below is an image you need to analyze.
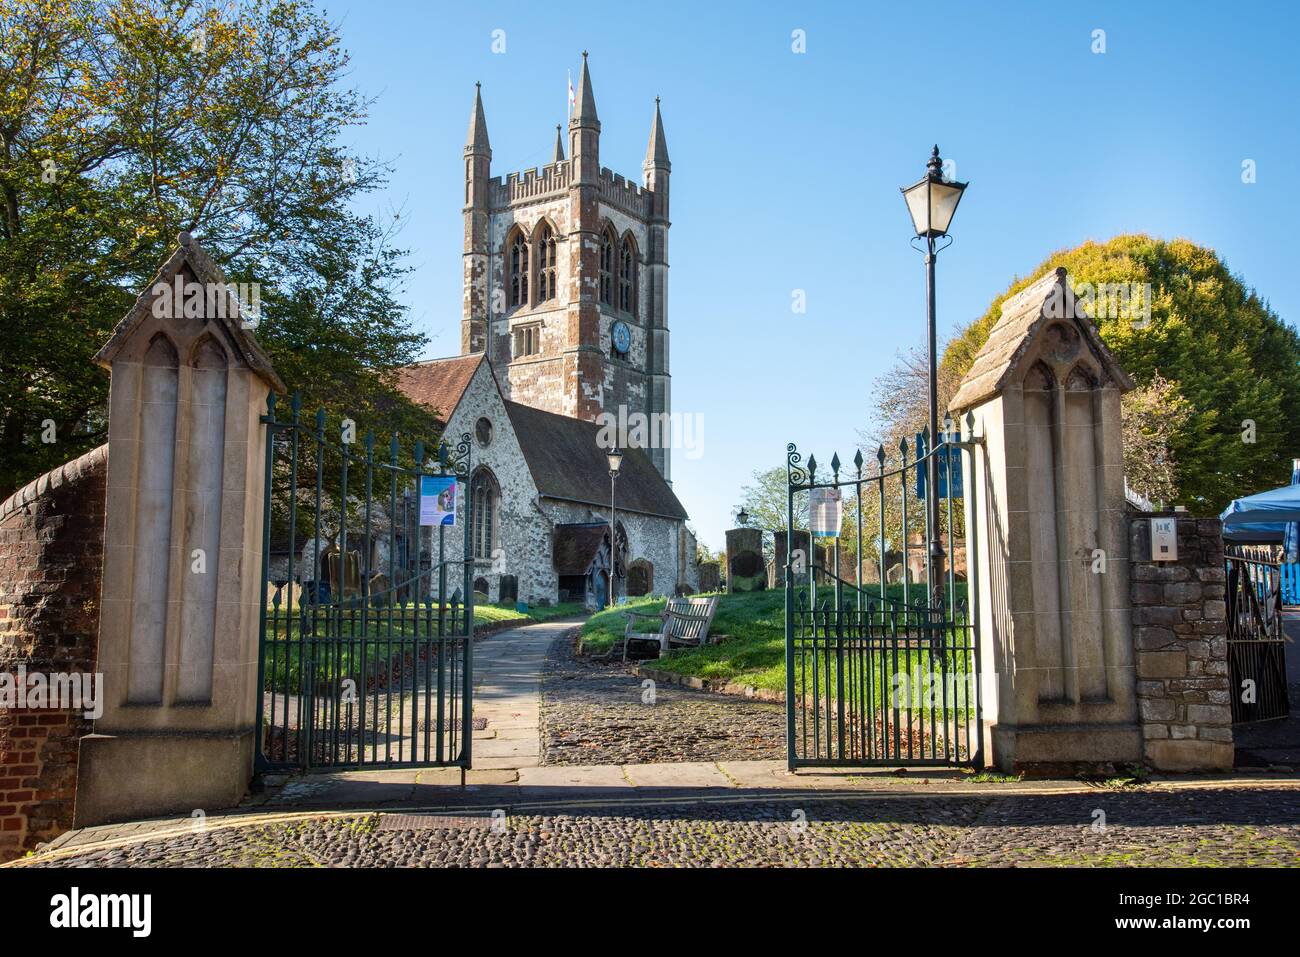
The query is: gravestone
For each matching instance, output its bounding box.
[698,561,720,592]
[726,527,765,592]
[498,574,518,605]
[774,529,812,584]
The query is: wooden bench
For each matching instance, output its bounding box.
[622,595,721,661]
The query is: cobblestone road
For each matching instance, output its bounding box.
[540,632,785,765]
[20,785,1300,868]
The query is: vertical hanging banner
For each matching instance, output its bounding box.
[809,487,843,539]
[420,476,457,526]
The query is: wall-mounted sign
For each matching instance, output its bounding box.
[914,432,963,500]
[420,476,457,527]
[809,487,843,539]
[1150,517,1177,561]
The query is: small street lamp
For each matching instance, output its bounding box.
[736,506,750,527]
[607,447,623,607]
[901,145,968,610]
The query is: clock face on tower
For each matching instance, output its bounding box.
[611,320,632,356]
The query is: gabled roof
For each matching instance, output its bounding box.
[553,523,610,575]
[396,354,485,425]
[503,400,688,520]
[94,232,285,392]
[949,267,1135,411]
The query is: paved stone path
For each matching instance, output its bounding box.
[14,781,1300,868]
[469,618,580,769]
[18,618,1300,868]
[540,627,785,765]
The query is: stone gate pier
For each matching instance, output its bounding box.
[73,234,283,827]
[952,268,1232,772]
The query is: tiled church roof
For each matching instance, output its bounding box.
[552,523,610,575]
[396,354,484,425]
[504,400,688,520]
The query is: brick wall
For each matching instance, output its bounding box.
[0,445,107,861]
[1129,513,1233,771]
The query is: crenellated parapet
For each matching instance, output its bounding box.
[597,167,652,218]
[490,162,572,207]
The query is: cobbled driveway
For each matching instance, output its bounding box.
[540,630,785,765]
[20,785,1300,868]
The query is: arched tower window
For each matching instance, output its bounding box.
[509,229,529,308]
[599,228,615,306]
[471,468,499,560]
[618,237,636,314]
[536,223,557,303]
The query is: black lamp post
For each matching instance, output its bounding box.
[736,507,749,528]
[901,145,967,610]
[607,447,623,607]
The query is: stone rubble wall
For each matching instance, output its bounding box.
[0,445,108,861]
[1129,514,1233,771]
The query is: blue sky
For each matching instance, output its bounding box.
[329,0,1299,551]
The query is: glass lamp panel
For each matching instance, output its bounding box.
[902,181,931,236]
[928,180,965,235]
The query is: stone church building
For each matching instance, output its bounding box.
[399,56,697,607]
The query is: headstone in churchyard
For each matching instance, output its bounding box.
[774,529,812,585]
[725,527,765,592]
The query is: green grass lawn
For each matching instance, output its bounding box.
[262,600,585,689]
[580,584,969,696]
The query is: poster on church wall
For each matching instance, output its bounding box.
[809,487,842,539]
[420,476,457,526]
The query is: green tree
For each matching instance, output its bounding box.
[943,235,1300,510]
[1122,371,1194,506]
[0,0,437,497]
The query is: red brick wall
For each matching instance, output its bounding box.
[0,445,107,861]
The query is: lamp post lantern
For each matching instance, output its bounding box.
[607,447,623,607]
[901,145,967,610]
[736,506,749,528]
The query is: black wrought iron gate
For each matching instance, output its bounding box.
[784,425,983,769]
[255,393,475,770]
[1225,545,1290,724]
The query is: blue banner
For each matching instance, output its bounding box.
[914,432,963,500]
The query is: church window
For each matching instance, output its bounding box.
[536,223,557,303]
[475,416,493,447]
[599,229,615,305]
[509,229,529,308]
[618,238,636,314]
[471,469,499,560]
[512,323,540,358]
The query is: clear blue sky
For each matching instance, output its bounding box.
[329,0,1299,552]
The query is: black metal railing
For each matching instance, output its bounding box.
[255,393,475,770]
[1225,544,1290,724]
[784,421,983,768]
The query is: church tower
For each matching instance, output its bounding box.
[460,55,674,480]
